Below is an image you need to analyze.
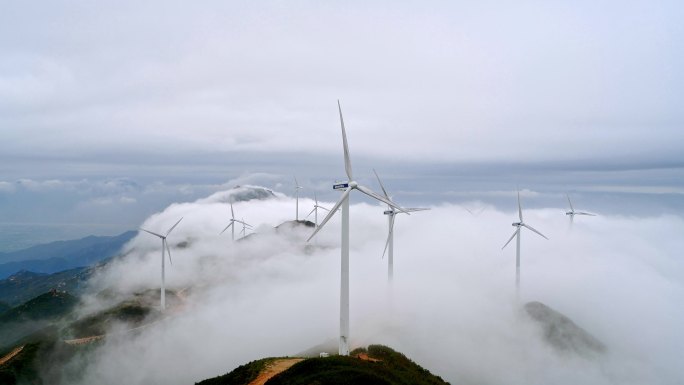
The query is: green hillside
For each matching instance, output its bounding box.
[0,268,91,307]
[196,358,274,385]
[196,345,451,385]
[0,291,78,323]
[0,291,79,347]
[0,301,10,315]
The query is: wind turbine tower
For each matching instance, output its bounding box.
[307,101,405,355]
[140,217,183,311]
[305,192,330,228]
[502,191,548,293]
[565,194,596,226]
[220,202,250,241]
[373,169,429,282]
[294,176,303,221]
[239,217,252,238]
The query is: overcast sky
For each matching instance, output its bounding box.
[1,1,683,238]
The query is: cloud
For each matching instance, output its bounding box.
[1,0,683,173]
[67,186,684,385]
[0,181,15,193]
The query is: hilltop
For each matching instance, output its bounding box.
[196,345,451,385]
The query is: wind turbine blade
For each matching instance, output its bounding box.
[165,240,173,265]
[314,192,318,206]
[230,203,235,220]
[522,223,549,240]
[517,190,523,222]
[318,205,331,212]
[356,185,409,214]
[566,194,575,213]
[338,100,353,181]
[140,228,164,238]
[235,220,252,227]
[305,207,316,219]
[165,217,183,236]
[219,222,234,235]
[577,211,596,216]
[502,229,519,249]
[294,176,299,187]
[307,188,351,242]
[406,207,430,212]
[373,169,390,199]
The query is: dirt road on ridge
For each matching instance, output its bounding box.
[248,358,304,385]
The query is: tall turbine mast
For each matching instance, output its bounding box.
[565,193,596,227]
[140,217,183,311]
[307,101,406,355]
[220,202,251,241]
[502,191,548,295]
[306,192,330,228]
[294,176,303,221]
[373,169,429,283]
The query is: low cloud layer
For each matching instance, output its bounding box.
[67,186,684,385]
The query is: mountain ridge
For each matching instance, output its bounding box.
[0,231,136,279]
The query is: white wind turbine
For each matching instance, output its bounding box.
[565,194,595,226]
[373,169,429,282]
[307,101,407,356]
[305,192,330,227]
[239,217,252,239]
[294,176,303,221]
[140,217,183,312]
[502,191,548,292]
[220,202,250,241]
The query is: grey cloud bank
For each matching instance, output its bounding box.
[64,186,684,385]
[1,1,683,167]
[1,1,683,236]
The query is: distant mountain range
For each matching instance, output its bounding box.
[0,231,136,279]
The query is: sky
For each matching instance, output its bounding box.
[1,0,683,247]
[64,188,684,385]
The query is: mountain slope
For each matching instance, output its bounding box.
[196,345,451,385]
[0,231,136,278]
[524,301,606,356]
[0,268,91,307]
[0,291,79,348]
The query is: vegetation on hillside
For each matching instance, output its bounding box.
[195,358,274,385]
[64,299,158,338]
[0,291,79,348]
[0,268,91,307]
[197,345,451,385]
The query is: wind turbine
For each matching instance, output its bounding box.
[140,217,183,312]
[502,191,548,293]
[294,176,303,221]
[373,169,429,282]
[565,194,595,226]
[220,202,250,241]
[307,101,406,356]
[305,192,330,227]
[239,217,252,239]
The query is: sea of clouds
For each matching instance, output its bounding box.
[69,186,684,385]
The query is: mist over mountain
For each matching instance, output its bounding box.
[0,185,682,384]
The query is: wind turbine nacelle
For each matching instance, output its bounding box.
[333,182,349,190]
[565,212,573,216]
[383,210,394,215]
[512,222,522,227]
